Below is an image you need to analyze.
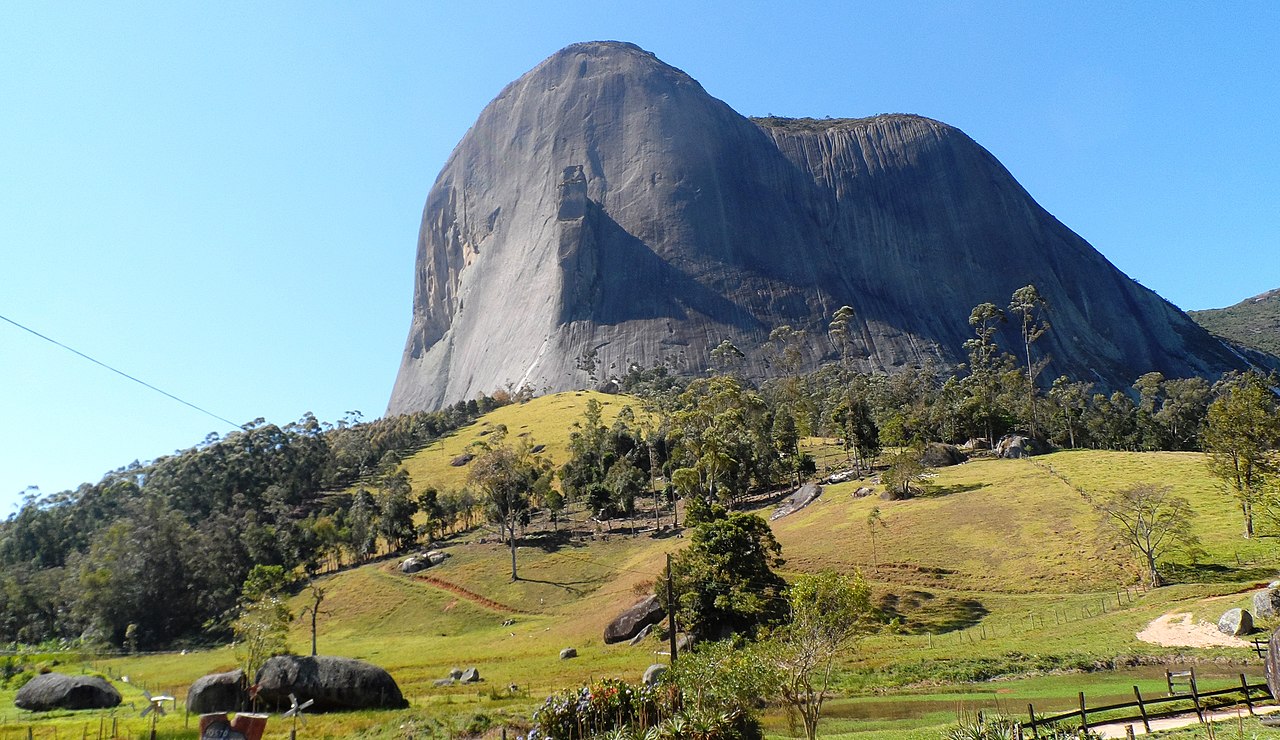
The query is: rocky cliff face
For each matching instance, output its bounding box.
[388,41,1247,413]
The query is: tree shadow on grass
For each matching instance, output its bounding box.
[916,482,987,499]
[1162,562,1278,585]
[517,574,609,596]
[878,590,989,634]
[522,529,589,553]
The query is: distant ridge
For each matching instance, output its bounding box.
[389,41,1250,413]
[1190,288,1280,359]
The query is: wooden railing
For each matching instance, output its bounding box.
[1024,669,1270,737]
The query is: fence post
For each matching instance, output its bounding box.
[1189,667,1204,723]
[1027,703,1038,739]
[1079,691,1088,731]
[1240,673,1255,715]
[1133,685,1151,733]
[1166,670,1175,695]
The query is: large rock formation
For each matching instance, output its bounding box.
[254,656,407,712]
[389,41,1250,413]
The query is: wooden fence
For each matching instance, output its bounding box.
[1024,668,1270,737]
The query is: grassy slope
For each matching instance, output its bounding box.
[6,392,1277,739]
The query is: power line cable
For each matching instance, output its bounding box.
[0,312,243,430]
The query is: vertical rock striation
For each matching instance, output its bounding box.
[388,41,1246,414]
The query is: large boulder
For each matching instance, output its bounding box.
[1254,589,1280,619]
[922,443,967,467]
[14,673,121,711]
[604,595,666,644]
[1218,608,1254,636]
[254,656,407,711]
[187,669,248,714]
[642,664,667,686]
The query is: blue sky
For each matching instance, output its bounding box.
[1,2,1276,512]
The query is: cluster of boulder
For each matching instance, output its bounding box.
[186,656,406,714]
[400,549,450,574]
[1214,584,1280,637]
[433,666,481,687]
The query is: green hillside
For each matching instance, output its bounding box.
[4,392,1277,739]
[1190,287,1280,357]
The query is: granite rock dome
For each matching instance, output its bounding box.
[389,41,1246,413]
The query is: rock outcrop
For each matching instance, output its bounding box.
[14,673,121,712]
[389,41,1251,413]
[254,656,407,711]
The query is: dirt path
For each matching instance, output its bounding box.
[1136,612,1250,648]
[1093,704,1280,737]
[411,573,531,614]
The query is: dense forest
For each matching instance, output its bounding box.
[2,289,1277,650]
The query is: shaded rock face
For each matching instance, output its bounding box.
[14,673,121,712]
[604,595,665,644]
[254,656,407,712]
[922,443,967,467]
[388,41,1250,413]
[771,482,823,520]
[187,669,247,714]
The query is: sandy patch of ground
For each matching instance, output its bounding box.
[1136,611,1250,648]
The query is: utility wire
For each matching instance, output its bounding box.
[0,312,243,430]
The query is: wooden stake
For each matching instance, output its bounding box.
[1189,667,1203,723]
[1079,691,1088,731]
[1240,673,1255,715]
[1133,685,1151,733]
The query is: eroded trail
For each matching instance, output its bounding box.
[411,573,530,614]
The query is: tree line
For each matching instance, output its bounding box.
[0,394,511,648]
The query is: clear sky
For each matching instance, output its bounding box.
[1,2,1276,513]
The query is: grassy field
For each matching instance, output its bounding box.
[3,392,1276,739]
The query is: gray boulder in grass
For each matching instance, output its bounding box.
[1217,608,1253,636]
[1254,589,1280,619]
[254,656,407,711]
[187,669,248,714]
[15,673,121,711]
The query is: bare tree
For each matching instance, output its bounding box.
[1093,483,1198,587]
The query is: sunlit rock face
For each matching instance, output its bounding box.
[388,41,1244,413]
